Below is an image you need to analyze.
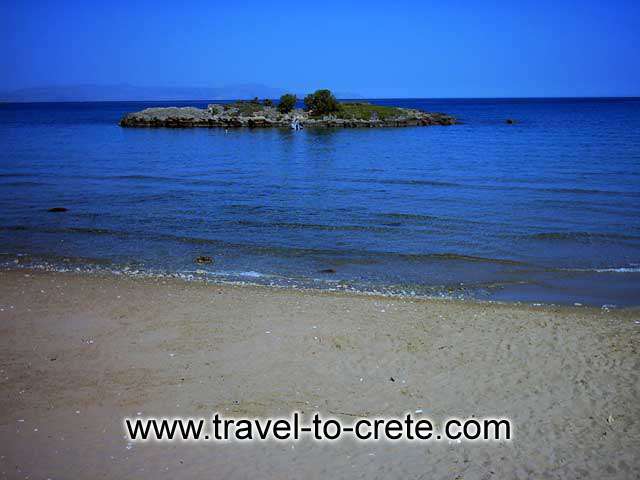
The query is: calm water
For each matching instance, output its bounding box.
[1,98,639,306]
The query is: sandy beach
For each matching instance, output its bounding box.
[0,269,638,479]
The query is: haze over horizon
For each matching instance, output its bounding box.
[1,0,639,100]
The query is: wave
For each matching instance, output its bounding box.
[107,174,235,187]
[0,223,525,266]
[343,178,462,188]
[182,268,267,278]
[0,251,113,266]
[397,252,524,265]
[592,267,640,273]
[526,231,640,242]
[0,258,449,301]
[3,252,638,308]
[377,212,489,226]
[109,174,170,181]
[0,173,35,178]
[0,181,46,187]
[5,170,639,201]
[0,225,152,239]
[337,178,640,198]
[235,220,395,233]
[6,224,636,271]
[537,187,640,197]
[378,212,439,221]
[563,266,640,273]
[222,204,267,213]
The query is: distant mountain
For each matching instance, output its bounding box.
[0,84,362,102]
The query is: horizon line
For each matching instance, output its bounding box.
[2,95,639,104]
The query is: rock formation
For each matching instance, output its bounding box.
[119,104,456,128]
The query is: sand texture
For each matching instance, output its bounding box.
[0,270,638,479]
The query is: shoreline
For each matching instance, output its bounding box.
[1,268,639,478]
[6,267,639,316]
[0,265,606,310]
[2,262,637,311]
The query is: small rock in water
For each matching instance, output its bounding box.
[47,207,68,212]
[194,256,213,264]
[505,118,517,124]
[319,268,336,274]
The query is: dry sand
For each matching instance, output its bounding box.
[0,269,638,479]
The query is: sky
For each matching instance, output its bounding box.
[1,0,639,98]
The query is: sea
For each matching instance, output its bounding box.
[1,98,639,306]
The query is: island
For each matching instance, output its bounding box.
[119,89,456,129]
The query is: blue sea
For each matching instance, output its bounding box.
[1,98,639,306]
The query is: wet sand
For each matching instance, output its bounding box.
[0,269,638,479]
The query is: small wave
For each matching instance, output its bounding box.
[0,223,526,266]
[109,174,174,181]
[1,225,28,231]
[9,223,120,236]
[126,192,187,203]
[594,267,640,273]
[0,224,240,250]
[537,187,640,197]
[238,270,264,278]
[378,212,439,221]
[182,269,267,278]
[565,266,640,273]
[0,173,34,178]
[0,181,46,187]
[187,179,236,187]
[107,174,235,187]
[3,252,113,266]
[235,220,394,233]
[377,212,488,226]
[345,178,462,188]
[222,204,266,213]
[0,224,160,240]
[398,252,525,265]
[335,179,640,198]
[527,232,640,242]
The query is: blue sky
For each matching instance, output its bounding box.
[1,0,638,97]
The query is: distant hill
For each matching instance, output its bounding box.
[0,84,362,102]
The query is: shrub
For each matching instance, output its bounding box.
[304,89,340,115]
[277,93,297,114]
[263,98,274,107]
[338,103,403,120]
